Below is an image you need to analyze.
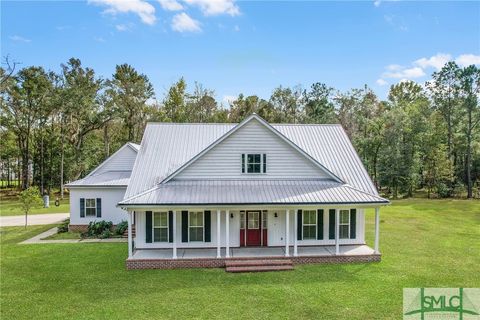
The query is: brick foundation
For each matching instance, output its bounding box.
[68,225,89,232]
[126,254,381,270]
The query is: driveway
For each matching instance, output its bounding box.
[0,213,69,227]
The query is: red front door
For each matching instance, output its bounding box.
[246,211,261,246]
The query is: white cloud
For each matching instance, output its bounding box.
[94,36,106,42]
[383,66,425,79]
[376,79,388,86]
[171,12,202,32]
[115,24,129,31]
[234,25,240,32]
[88,0,156,25]
[414,53,451,70]
[374,0,381,7]
[10,35,31,43]
[158,0,183,11]
[184,0,240,16]
[456,54,480,67]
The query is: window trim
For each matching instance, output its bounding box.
[247,211,260,229]
[339,209,350,239]
[242,153,267,174]
[85,198,97,217]
[302,209,317,240]
[152,211,169,242]
[188,211,204,242]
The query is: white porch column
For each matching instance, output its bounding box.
[374,207,380,254]
[335,209,340,255]
[172,210,177,259]
[216,210,221,258]
[293,209,298,257]
[225,210,230,258]
[127,211,133,258]
[285,209,290,257]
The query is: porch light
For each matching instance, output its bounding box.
[230,213,233,218]
[274,212,278,218]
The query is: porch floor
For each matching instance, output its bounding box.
[131,245,375,260]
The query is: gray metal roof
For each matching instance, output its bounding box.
[125,115,380,201]
[119,180,388,206]
[66,171,130,187]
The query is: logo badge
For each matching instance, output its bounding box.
[404,288,480,319]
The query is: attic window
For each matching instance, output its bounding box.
[242,153,266,174]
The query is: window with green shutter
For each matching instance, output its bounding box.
[302,210,317,240]
[153,212,169,242]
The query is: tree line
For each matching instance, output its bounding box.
[0,57,479,199]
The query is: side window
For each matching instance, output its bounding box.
[153,212,168,242]
[242,153,267,174]
[339,210,350,239]
[85,199,97,217]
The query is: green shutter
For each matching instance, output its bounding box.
[204,211,211,242]
[181,211,188,242]
[145,211,152,243]
[96,198,102,218]
[297,210,302,240]
[241,154,245,173]
[263,154,267,173]
[329,209,336,239]
[317,209,324,240]
[80,198,85,217]
[350,209,356,239]
[168,211,173,243]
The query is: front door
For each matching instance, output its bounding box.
[246,211,261,246]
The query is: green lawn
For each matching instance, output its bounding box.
[0,196,69,216]
[1,199,479,319]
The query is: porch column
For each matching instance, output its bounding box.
[374,207,380,254]
[335,209,340,255]
[172,210,177,259]
[293,209,298,257]
[216,210,221,258]
[127,211,132,258]
[225,210,230,258]
[285,209,290,257]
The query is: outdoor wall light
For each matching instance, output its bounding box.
[230,213,233,218]
[274,212,278,218]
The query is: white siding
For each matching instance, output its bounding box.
[134,208,365,249]
[93,145,137,176]
[69,187,128,225]
[174,119,330,180]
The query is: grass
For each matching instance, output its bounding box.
[0,196,69,216]
[42,231,82,240]
[1,199,479,320]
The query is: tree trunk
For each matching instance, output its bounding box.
[25,211,28,229]
[466,111,473,199]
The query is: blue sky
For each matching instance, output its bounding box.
[2,0,479,103]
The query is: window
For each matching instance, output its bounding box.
[303,210,317,240]
[153,212,168,242]
[189,211,204,242]
[85,198,96,217]
[240,212,245,229]
[248,211,260,229]
[242,153,267,174]
[339,210,350,239]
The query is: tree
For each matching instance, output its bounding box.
[162,78,187,122]
[106,64,154,142]
[457,65,480,198]
[270,86,302,123]
[303,83,336,124]
[19,186,43,228]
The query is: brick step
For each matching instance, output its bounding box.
[122,225,136,238]
[225,259,293,268]
[226,265,294,273]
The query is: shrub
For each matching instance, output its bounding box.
[100,229,111,239]
[58,218,70,233]
[115,220,128,235]
[86,220,113,237]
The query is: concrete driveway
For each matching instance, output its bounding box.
[0,213,69,227]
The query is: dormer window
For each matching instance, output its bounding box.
[242,153,267,174]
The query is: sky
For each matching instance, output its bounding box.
[1,0,480,104]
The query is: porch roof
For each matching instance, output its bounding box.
[66,171,131,188]
[118,180,389,207]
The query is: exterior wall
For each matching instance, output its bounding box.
[134,208,365,249]
[92,145,137,176]
[69,187,128,225]
[175,119,330,180]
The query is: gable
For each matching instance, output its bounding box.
[174,118,332,180]
[90,144,138,176]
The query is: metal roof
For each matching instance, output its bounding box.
[119,180,388,206]
[66,171,131,187]
[124,115,380,201]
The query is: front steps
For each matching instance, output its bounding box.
[225,259,294,273]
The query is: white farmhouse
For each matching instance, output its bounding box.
[68,114,389,271]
